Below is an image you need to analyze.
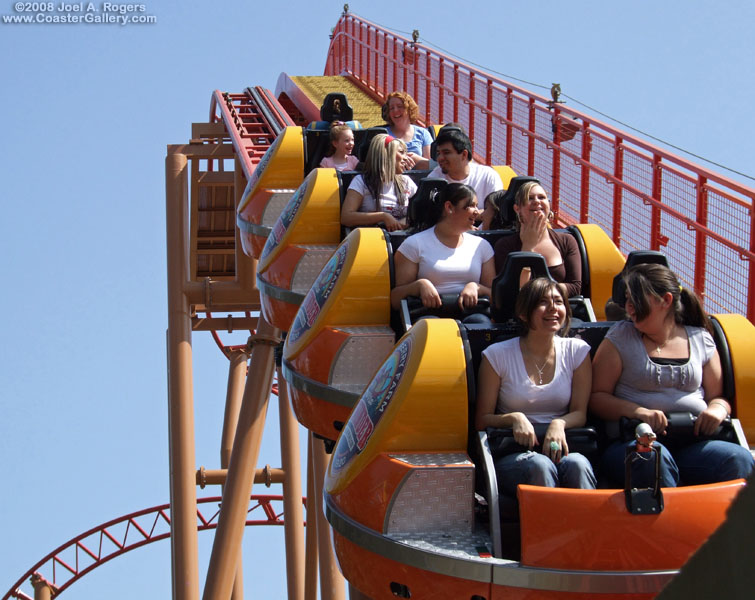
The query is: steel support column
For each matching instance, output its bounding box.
[222,351,249,600]
[277,374,305,600]
[31,575,52,600]
[202,316,279,600]
[304,437,319,600]
[166,150,200,600]
[311,436,345,600]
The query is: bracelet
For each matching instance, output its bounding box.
[709,399,730,415]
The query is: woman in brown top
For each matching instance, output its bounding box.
[493,182,582,297]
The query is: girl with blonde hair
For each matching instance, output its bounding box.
[341,134,417,231]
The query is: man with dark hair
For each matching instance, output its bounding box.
[429,129,503,209]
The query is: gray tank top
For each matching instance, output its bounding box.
[606,320,714,415]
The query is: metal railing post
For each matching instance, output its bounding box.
[580,123,592,223]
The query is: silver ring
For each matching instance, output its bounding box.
[549,441,560,452]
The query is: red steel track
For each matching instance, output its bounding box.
[4,495,301,600]
[209,87,295,181]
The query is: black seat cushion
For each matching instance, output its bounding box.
[320,92,353,122]
[491,251,554,322]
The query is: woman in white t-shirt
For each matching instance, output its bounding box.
[341,134,417,232]
[475,278,596,494]
[391,183,494,319]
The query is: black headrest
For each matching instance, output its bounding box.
[430,126,463,160]
[407,178,447,230]
[611,250,670,307]
[320,93,353,123]
[496,176,541,227]
[356,126,389,162]
[491,251,555,322]
[709,317,735,402]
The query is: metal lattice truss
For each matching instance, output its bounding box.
[5,495,299,599]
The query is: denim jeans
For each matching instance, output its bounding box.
[601,439,754,488]
[495,450,596,496]
[461,312,493,325]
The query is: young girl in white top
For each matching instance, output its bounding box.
[319,122,360,171]
[475,278,596,494]
[341,134,417,232]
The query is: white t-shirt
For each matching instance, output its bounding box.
[397,227,494,294]
[428,163,503,209]
[482,336,590,423]
[348,174,418,219]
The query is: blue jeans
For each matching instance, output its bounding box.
[461,312,493,325]
[495,451,596,496]
[601,439,754,488]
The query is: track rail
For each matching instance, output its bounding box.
[4,495,300,599]
[326,11,755,320]
[208,86,296,181]
[202,86,297,360]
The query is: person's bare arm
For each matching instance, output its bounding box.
[475,356,536,448]
[544,354,591,461]
[390,252,441,309]
[341,189,404,230]
[695,348,729,435]
[458,257,495,310]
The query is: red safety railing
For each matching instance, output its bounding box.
[325,12,755,321]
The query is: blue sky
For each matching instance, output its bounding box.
[1,1,753,597]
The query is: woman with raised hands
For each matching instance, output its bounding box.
[493,181,582,297]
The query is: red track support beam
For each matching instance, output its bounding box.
[359,22,364,78]
[695,175,709,298]
[402,40,408,91]
[505,88,513,167]
[551,108,562,215]
[485,79,493,165]
[527,98,536,175]
[453,65,459,122]
[438,58,445,123]
[650,154,664,250]
[425,51,432,124]
[580,123,592,223]
[612,137,624,245]
[468,72,476,148]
